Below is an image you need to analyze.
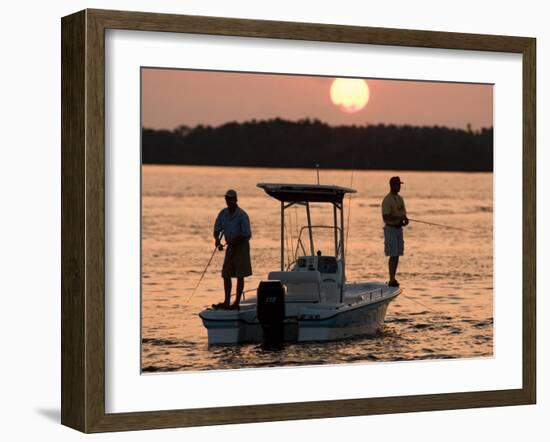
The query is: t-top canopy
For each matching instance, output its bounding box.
[257,183,356,203]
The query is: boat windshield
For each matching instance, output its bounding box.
[292,225,342,262]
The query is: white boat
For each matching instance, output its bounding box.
[199,182,400,345]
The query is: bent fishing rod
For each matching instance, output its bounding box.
[407,218,475,233]
[186,232,224,304]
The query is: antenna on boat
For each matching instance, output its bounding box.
[315,163,320,184]
[345,161,355,257]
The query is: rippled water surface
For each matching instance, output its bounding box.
[142,165,493,372]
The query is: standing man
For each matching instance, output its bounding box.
[381,176,409,287]
[213,189,252,310]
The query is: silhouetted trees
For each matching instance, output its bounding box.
[142,118,493,171]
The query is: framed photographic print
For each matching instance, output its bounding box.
[61,9,536,433]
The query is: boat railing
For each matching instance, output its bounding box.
[358,287,385,303]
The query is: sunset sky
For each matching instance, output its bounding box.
[141,68,493,131]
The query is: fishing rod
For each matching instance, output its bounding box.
[408,218,475,233]
[186,232,224,304]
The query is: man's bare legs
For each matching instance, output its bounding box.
[233,277,245,307]
[388,256,399,286]
[222,277,245,309]
[223,277,232,307]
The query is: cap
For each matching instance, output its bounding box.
[389,176,404,185]
[224,189,237,199]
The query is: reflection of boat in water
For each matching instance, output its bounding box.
[199,182,400,345]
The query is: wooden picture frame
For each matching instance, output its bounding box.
[61,8,536,433]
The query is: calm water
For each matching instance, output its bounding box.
[141,165,493,372]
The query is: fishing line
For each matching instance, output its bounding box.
[408,218,475,234]
[398,292,442,314]
[396,292,489,329]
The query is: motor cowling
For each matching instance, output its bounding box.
[257,280,285,344]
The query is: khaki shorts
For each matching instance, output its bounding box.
[384,225,404,257]
[222,241,252,278]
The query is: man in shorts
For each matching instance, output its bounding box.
[381,176,409,287]
[213,189,252,309]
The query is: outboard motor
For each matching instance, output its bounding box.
[257,280,285,345]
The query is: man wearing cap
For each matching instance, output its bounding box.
[212,189,252,309]
[381,176,409,287]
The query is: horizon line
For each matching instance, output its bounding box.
[142,117,494,133]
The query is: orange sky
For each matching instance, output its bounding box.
[141,68,493,130]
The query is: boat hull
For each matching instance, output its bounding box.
[298,300,389,342]
[200,286,397,345]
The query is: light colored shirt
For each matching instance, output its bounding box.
[381,192,406,226]
[214,207,252,242]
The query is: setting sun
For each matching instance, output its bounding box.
[330,78,370,113]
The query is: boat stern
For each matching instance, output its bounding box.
[199,306,262,344]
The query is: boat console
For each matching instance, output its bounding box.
[269,255,342,303]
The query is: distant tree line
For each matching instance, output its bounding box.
[142,118,493,171]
